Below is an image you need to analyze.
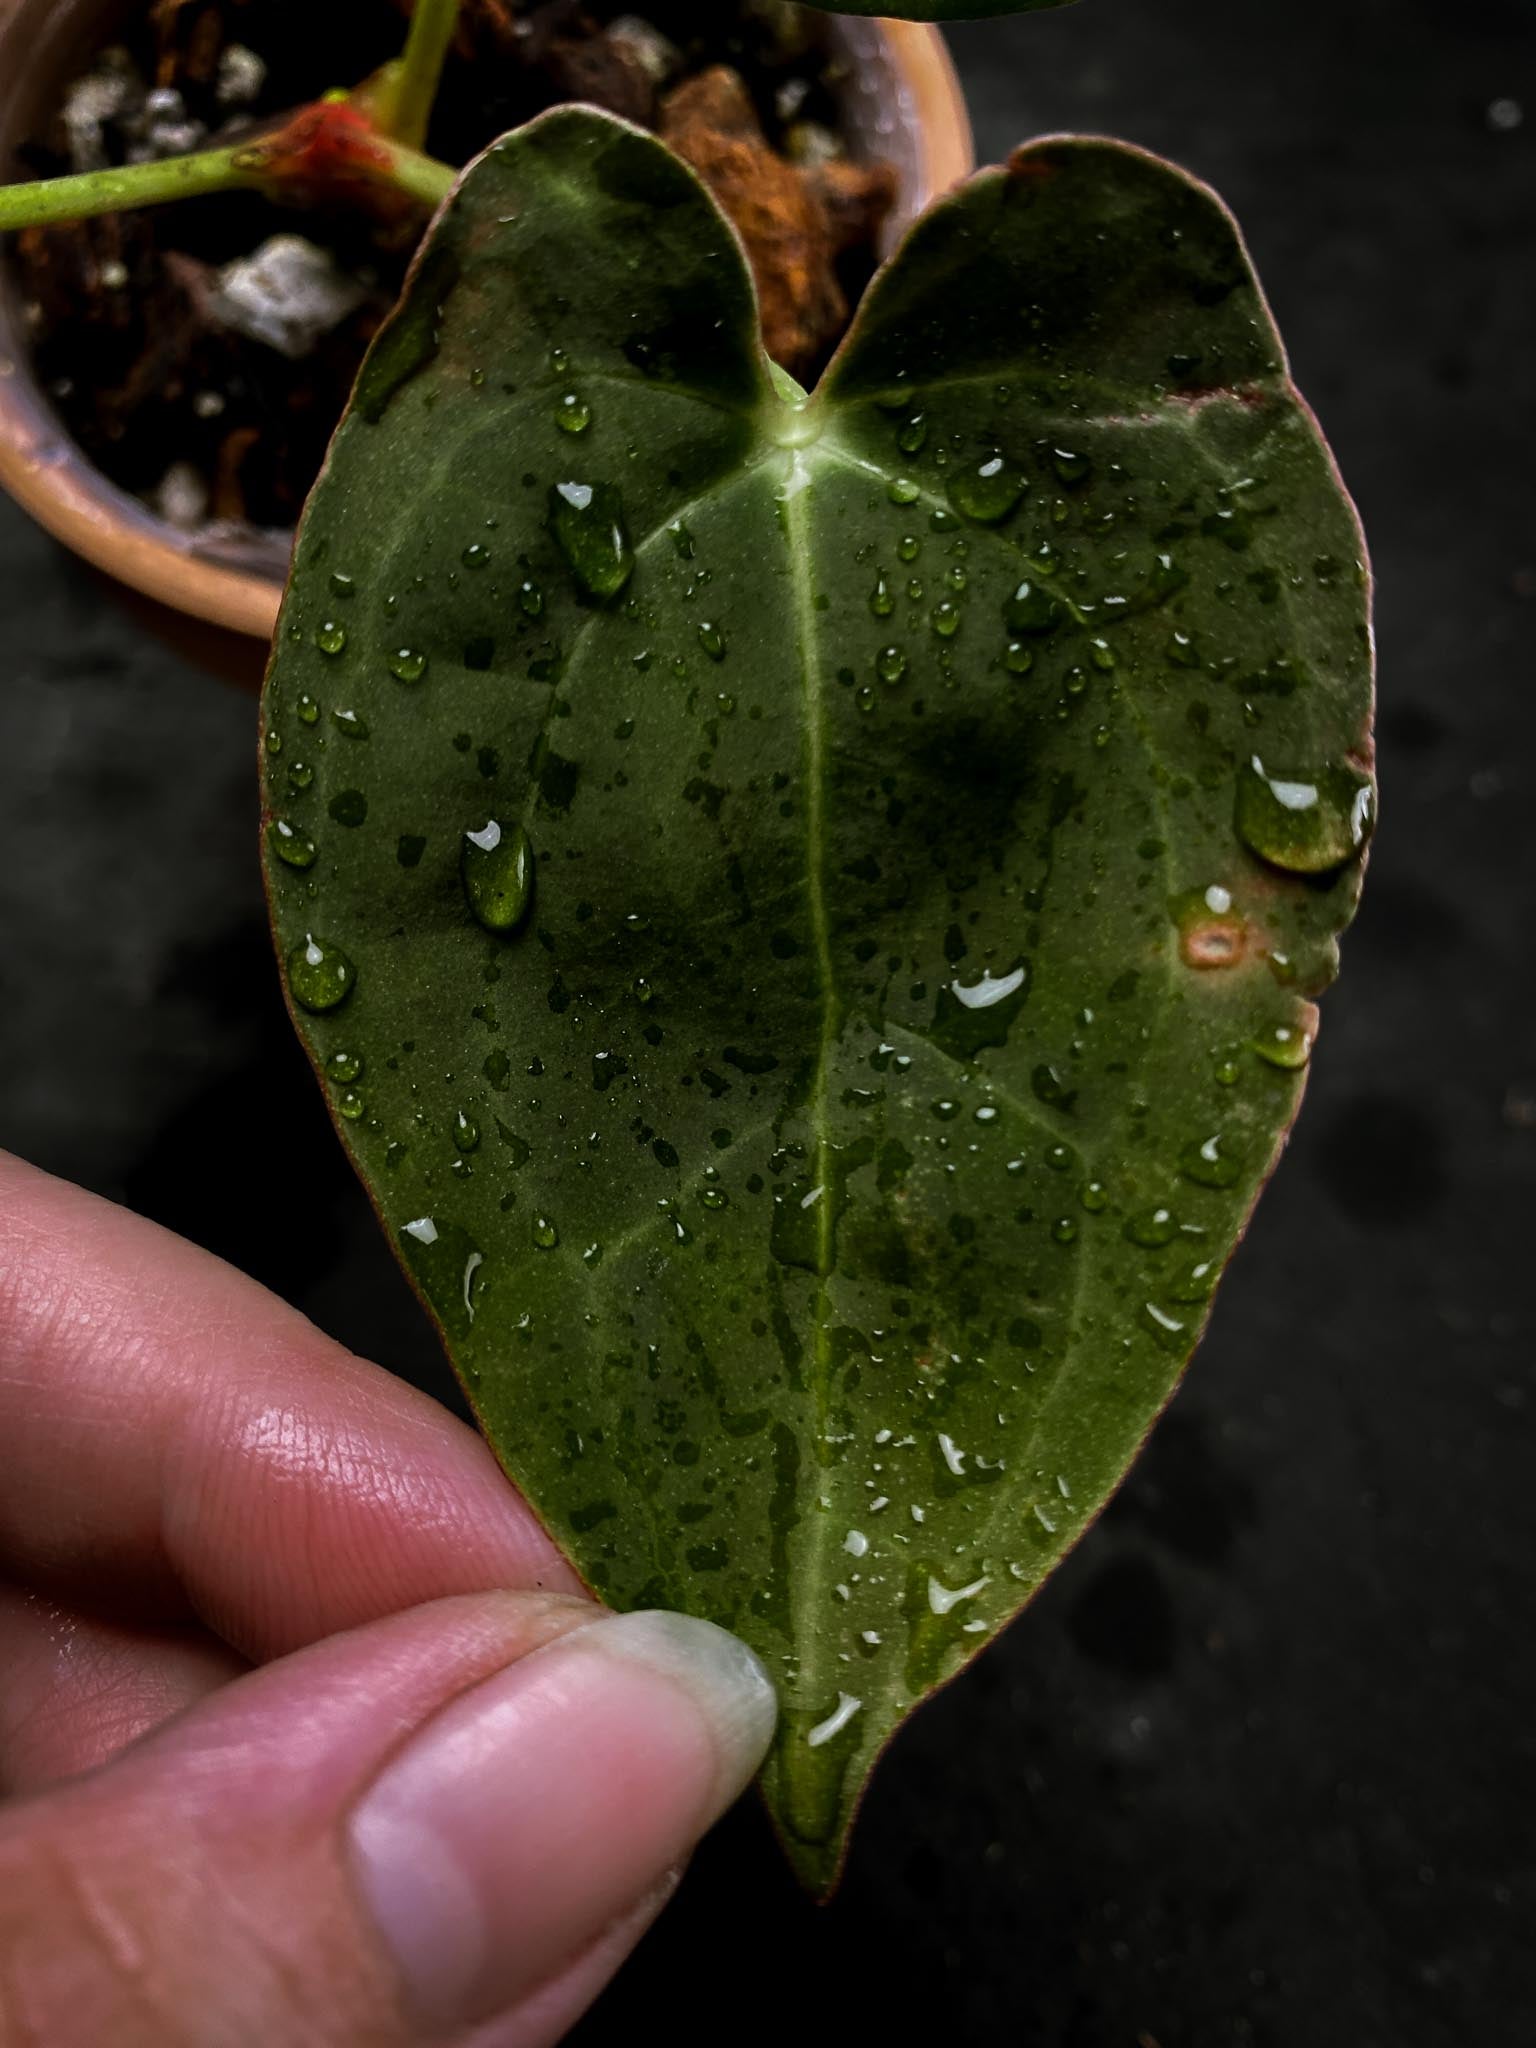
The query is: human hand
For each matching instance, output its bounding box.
[0,1153,777,2045]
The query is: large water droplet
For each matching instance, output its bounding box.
[550,481,633,601]
[1179,1132,1243,1189]
[1005,580,1066,636]
[315,620,347,657]
[1141,1300,1187,1349]
[931,963,1030,1059]
[462,819,534,935]
[556,392,592,434]
[287,934,356,1013]
[949,451,1025,525]
[1235,756,1375,874]
[806,1692,863,1748]
[1252,1019,1314,1069]
[268,819,316,870]
[1125,1204,1179,1248]
[1168,1257,1218,1303]
[770,1179,826,1273]
[389,647,429,685]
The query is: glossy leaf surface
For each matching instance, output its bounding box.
[262,110,1374,1893]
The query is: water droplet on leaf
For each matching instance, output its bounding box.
[389,647,428,685]
[287,934,356,1013]
[1235,756,1375,874]
[462,818,534,935]
[268,819,316,870]
[1179,1133,1243,1189]
[1005,580,1066,636]
[1252,1020,1314,1069]
[1125,1205,1179,1248]
[550,481,633,601]
[949,451,1025,524]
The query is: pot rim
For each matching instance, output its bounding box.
[0,9,974,643]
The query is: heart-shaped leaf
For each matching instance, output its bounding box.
[262,109,1374,1894]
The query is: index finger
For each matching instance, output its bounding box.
[0,1153,580,1661]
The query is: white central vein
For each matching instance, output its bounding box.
[780,466,837,1428]
[780,453,842,1687]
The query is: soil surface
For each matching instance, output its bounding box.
[10,0,892,539]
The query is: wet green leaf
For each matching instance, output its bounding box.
[262,111,1375,1893]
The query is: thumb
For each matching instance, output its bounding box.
[0,1592,777,2047]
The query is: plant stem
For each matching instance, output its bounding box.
[372,134,457,212]
[0,140,262,232]
[381,0,465,151]
[0,115,456,236]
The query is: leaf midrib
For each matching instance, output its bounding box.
[779,458,841,1687]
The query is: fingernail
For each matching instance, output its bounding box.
[348,1609,776,2032]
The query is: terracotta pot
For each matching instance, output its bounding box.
[0,2,974,646]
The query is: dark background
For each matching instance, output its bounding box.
[1,0,1532,2042]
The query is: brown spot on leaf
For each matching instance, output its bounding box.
[1161,381,1270,413]
[1180,916,1249,970]
[1005,148,1061,186]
